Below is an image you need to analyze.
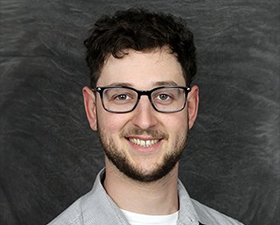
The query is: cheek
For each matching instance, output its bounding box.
[163,112,188,137]
[97,109,129,134]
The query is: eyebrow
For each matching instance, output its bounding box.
[105,82,134,87]
[154,81,179,86]
[104,81,179,87]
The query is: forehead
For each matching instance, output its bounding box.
[97,48,186,88]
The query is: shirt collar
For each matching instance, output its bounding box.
[83,168,208,225]
[176,179,199,224]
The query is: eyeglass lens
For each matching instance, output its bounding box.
[102,87,186,113]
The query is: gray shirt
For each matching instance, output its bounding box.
[48,169,244,225]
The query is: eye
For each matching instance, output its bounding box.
[155,93,173,102]
[153,90,175,105]
[156,93,172,101]
[114,94,131,101]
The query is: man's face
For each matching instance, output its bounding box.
[84,48,199,182]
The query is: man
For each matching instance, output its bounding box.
[48,8,243,225]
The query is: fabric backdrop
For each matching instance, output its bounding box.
[0,0,279,224]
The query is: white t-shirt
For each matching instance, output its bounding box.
[121,209,178,225]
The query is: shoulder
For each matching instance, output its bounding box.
[47,197,84,225]
[191,199,244,225]
[47,188,108,225]
[47,169,125,225]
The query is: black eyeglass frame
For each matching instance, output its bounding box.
[92,85,191,113]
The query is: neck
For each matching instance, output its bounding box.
[103,158,179,215]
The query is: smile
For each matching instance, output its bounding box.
[128,138,160,148]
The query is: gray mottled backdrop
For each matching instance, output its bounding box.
[0,0,279,224]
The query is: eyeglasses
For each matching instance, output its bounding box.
[93,86,191,113]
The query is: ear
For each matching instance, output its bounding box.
[187,85,199,129]
[82,86,97,131]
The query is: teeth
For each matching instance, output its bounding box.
[129,138,159,147]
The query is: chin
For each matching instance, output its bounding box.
[107,150,181,183]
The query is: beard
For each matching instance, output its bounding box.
[97,125,188,183]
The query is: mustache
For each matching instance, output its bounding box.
[120,127,169,140]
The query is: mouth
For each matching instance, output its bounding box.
[128,138,160,148]
[122,129,167,152]
[125,136,164,153]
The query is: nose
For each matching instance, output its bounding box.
[131,96,158,130]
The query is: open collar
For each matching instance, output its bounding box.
[81,169,209,225]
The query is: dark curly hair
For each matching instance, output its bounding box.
[84,8,197,87]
